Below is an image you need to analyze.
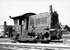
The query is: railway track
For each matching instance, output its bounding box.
[0,42,70,50]
[0,38,70,50]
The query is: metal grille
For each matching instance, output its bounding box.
[30,19,34,25]
[40,17,47,25]
[35,18,40,25]
[35,17,47,25]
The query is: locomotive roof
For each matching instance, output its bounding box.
[10,13,36,19]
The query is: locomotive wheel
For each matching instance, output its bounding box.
[44,32,49,38]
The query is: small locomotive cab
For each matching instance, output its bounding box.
[10,5,62,42]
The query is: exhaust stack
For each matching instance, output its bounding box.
[49,5,53,13]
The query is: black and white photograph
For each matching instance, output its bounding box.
[0,0,70,50]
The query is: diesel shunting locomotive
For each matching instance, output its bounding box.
[10,5,62,43]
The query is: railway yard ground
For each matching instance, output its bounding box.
[0,33,70,50]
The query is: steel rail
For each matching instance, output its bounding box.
[0,42,70,50]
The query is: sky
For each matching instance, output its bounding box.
[0,0,70,26]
